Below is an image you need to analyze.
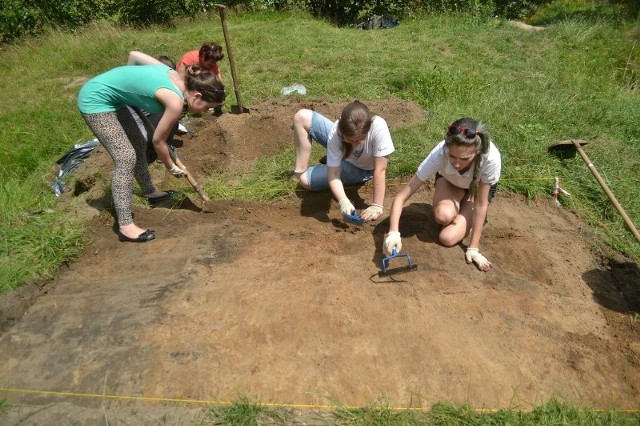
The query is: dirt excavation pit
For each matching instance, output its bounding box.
[1,98,639,423]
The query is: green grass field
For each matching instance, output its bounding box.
[2,11,639,292]
[0,7,639,423]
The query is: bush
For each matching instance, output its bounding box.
[1,0,636,43]
[304,0,361,26]
[0,0,42,41]
[0,0,218,43]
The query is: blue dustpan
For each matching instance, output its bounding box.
[344,210,364,226]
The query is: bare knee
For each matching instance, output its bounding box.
[433,209,456,226]
[293,109,312,131]
[438,232,460,248]
[299,172,311,189]
[437,216,467,247]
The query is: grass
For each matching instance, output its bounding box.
[0,167,86,290]
[0,394,638,424]
[189,397,640,425]
[0,10,639,290]
[1,9,639,424]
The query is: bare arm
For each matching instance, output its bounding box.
[467,182,491,249]
[371,156,388,206]
[176,61,187,77]
[128,51,162,66]
[151,88,184,169]
[388,176,424,232]
[328,166,346,202]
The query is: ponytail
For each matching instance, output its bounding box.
[184,65,226,104]
[444,117,488,198]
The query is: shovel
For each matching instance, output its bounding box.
[215,4,249,114]
[132,107,210,203]
[548,139,640,243]
[378,248,418,277]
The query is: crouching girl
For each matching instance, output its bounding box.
[384,118,501,271]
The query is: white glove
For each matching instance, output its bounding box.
[384,231,402,255]
[360,203,383,221]
[465,247,492,271]
[168,164,187,178]
[338,198,355,216]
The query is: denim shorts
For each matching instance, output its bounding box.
[305,111,374,191]
[308,111,333,147]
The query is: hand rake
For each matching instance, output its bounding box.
[378,248,418,277]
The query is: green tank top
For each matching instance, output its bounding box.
[77,64,183,114]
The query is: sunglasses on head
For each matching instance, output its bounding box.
[447,125,479,139]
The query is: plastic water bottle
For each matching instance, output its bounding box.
[281,84,307,95]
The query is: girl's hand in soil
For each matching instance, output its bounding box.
[339,198,355,216]
[465,247,492,271]
[384,231,402,255]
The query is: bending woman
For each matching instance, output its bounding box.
[77,51,225,242]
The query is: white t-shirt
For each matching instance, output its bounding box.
[415,140,501,188]
[326,116,395,170]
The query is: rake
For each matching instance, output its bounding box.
[378,248,418,277]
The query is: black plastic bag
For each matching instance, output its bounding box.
[356,15,400,30]
[51,138,99,196]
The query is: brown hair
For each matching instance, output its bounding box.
[337,100,374,160]
[156,55,176,69]
[444,117,490,198]
[184,65,226,103]
[198,42,224,64]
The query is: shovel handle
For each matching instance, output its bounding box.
[132,107,210,202]
[344,209,364,226]
[572,140,640,243]
[170,152,211,202]
[215,4,244,112]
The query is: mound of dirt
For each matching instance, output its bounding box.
[1,98,639,424]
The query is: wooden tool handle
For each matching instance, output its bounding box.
[132,107,210,202]
[173,156,210,201]
[215,3,244,111]
[572,140,640,243]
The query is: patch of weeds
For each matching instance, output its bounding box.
[387,67,449,107]
[193,395,290,425]
[0,397,9,413]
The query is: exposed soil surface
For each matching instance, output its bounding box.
[1,98,639,424]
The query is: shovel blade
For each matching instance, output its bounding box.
[548,139,588,149]
[231,105,250,114]
[548,139,588,158]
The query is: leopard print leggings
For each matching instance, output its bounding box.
[81,107,156,226]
